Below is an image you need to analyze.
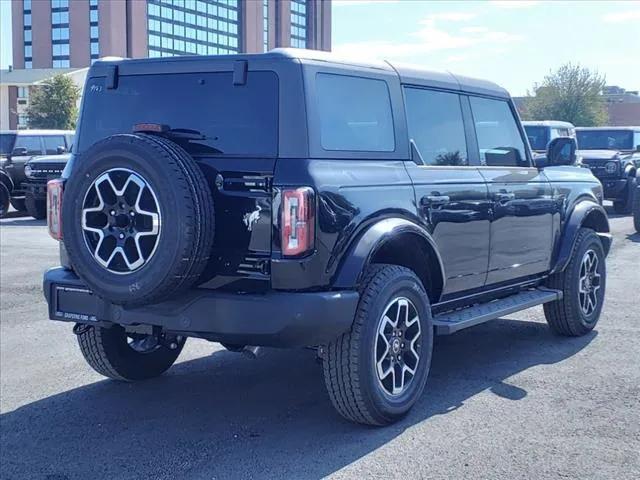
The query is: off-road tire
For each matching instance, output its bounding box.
[323,264,433,426]
[0,183,9,218]
[77,325,184,381]
[544,228,606,336]
[62,133,215,307]
[633,185,640,233]
[613,178,637,215]
[25,194,46,220]
[9,197,26,212]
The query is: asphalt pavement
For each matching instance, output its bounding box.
[1,208,638,480]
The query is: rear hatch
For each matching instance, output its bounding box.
[75,64,279,288]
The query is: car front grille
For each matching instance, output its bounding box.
[581,158,619,179]
[28,162,64,179]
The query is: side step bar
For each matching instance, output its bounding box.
[433,288,562,335]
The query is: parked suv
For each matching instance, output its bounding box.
[22,153,71,219]
[0,130,73,213]
[576,127,640,214]
[43,51,611,426]
[523,120,576,154]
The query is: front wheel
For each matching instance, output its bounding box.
[9,197,26,212]
[544,228,606,336]
[613,178,637,215]
[25,194,46,220]
[633,185,640,233]
[0,183,9,218]
[323,264,433,426]
[77,325,185,381]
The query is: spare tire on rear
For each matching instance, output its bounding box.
[62,133,215,307]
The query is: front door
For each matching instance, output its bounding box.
[469,96,554,285]
[403,87,491,296]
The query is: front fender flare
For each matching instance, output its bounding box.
[551,200,611,274]
[333,217,446,298]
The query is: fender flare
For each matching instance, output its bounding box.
[333,217,446,300]
[551,200,611,274]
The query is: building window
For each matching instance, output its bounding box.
[17,87,29,99]
[290,0,307,48]
[146,0,240,58]
[23,1,32,68]
[263,0,268,52]
[51,0,70,68]
[18,115,29,129]
[90,0,100,60]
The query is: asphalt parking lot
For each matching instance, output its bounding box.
[1,208,638,480]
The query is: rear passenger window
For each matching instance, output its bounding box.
[470,97,528,167]
[14,136,42,155]
[316,73,395,152]
[43,136,66,154]
[404,88,468,166]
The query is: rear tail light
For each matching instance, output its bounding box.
[281,187,315,257]
[47,178,64,240]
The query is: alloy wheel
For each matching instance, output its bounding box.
[578,249,601,316]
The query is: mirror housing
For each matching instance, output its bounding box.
[532,154,548,169]
[545,137,577,167]
[11,147,28,156]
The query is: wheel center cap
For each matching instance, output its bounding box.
[114,213,130,228]
[392,338,401,354]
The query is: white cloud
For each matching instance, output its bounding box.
[422,12,477,23]
[603,10,640,23]
[460,26,490,34]
[489,1,539,9]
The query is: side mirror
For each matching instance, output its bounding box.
[532,154,548,169]
[11,147,28,156]
[546,137,577,167]
[56,146,67,154]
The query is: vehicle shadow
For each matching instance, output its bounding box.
[0,319,596,480]
[0,216,45,227]
[626,232,640,243]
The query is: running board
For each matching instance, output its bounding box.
[433,288,562,335]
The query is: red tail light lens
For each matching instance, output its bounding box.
[47,178,64,240]
[281,187,315,257]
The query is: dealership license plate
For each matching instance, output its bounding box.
[51,285,99,322]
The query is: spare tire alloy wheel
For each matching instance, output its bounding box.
[82,168,160,274]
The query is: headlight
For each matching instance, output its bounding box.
[24,164,33,178]
[605,162,618,174]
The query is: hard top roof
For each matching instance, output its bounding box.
[0,130,74,135]
[93,48,510,99]
[522,120,576,128]
[575,126,640,131]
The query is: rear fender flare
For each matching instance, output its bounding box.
[333,217,446,302]
[551,200,611,274]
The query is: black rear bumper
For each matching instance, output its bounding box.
[43,267,358,347]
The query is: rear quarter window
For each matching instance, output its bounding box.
[315,73,395,152]
[77,71,279,157]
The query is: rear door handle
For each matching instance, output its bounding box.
[421,194,450,207]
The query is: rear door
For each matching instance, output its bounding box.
[403,87,491,296]
[77,69,280,287]
[469,96,554,285]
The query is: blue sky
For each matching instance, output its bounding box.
[1,0,638,96]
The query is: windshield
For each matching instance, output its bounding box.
[524,126,549,151]
[576,130,634,151]
[78,71,278,157]
[0,134,17,155]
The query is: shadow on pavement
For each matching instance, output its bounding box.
[0,319,596,479]
[626,232,640,243]
[0,216,45,227]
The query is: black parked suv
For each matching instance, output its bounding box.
[43,51,611,425]
[576,127,640,214]
[22,153,71,219]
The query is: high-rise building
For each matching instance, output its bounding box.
[11,0,332,69]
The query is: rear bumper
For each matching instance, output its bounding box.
[43,267,358,347]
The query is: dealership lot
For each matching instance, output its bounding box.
[1,210,638,480]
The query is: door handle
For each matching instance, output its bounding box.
[493,192,515,203]
[421,194,450,207]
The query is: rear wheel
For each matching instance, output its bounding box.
[544,228,606,336]
[25,194,46,220]
[77,325,185,381]
[613,178,637,215]
[9,197,26,212]
[323,264,433,425]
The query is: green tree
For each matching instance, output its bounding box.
[26,74,80,130]
[523,64,608,127]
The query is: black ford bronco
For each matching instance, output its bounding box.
[576,126,640,214]
[43,50,611,426]
[23,153,71,219]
